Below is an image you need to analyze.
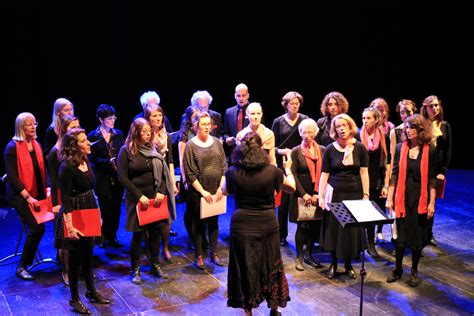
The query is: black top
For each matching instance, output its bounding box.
[226,164,283,210]
[47,147,61,205]
[117,146,166,201]
[4,140,49,199]
[271,114,309,168]
[290,144,326,197]
[43,125,57,157]
[88,126,125,197]
[59,160,95,213]
[315,116,334,147]
[434,121,452,175]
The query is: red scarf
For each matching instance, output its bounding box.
[301,140,322,193]
[360,126,387,165]
[15,140,46,198]
[394,142,429,218]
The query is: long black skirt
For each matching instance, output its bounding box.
[227,208,290,310]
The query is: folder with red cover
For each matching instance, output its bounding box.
[64,208,102,237]
[29,198,54,224]
[136,196,169,226]
[274,190,282,208]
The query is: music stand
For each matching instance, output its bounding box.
[329,200,394,316]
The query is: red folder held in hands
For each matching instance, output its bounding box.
[136,196,170,226]
[64,208,102,238]
[275,190,282,208]
[29,198,54,224]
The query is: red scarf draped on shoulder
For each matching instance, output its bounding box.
[15,140,46,198]
[360,126,387,165]
[301,140,322,193]
[394,142,429,218]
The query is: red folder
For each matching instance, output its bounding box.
[436,178,446,199]
[136,196,170,226]
[29,198,55,224]
[275,190,282,208]
[64,208,102,237]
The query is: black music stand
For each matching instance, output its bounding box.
[329,200,394,316]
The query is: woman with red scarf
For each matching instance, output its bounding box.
[289,118,325,271]
[385,114,437,287]
[358,107,391,258]
[4,112,50,280]
[318,114,369,280]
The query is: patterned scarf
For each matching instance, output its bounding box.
[333,137,357,166]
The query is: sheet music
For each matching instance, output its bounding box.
[342,200,386,222]
[200,195,227,219]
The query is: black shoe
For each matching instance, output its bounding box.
[69,299,91,314]
[345,267,358,280]
[107,239,125,249]
[367,244,380,258]
[170,230,178,237]
[386,269,403,283]
[130,267,142,285]
[211,255,224,267]
[16,267,34,280]
[326,265,336,279]
[303,255,323,269]
[407,272,420,287]
[279,239,288,247]
[428,237,438,247]
[150,264,169,279]
[270,309,282,316]
[85,291,111,304]
[295,258,304,271]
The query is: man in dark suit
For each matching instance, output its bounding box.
[223,83,250,156]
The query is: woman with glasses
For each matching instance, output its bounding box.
[118,118,176,284]
[88,104,125,249]
[4,112,50,281]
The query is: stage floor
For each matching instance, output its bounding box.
[0,169,473,315]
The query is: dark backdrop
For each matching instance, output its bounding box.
[1,2,470,173]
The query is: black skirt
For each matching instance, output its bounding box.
[54,190,97,250]
[227,208,290,310]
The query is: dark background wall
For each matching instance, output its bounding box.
[1,2,470,172]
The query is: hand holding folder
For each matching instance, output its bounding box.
[200,195,227,219]
[136,196,170,226]
[28,197,54,224]
[64,208,102,238]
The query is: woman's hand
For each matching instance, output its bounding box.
[139,195,150,209]
[52,205,61,214]
[303,194,312,207]
[319,196,325,209]
[215,187,224,202]
[427,203,435,219]
[201,190,212,203]
[68,227,84,240]
[154,192,165,207]
[26,196,40,211]
[311,194,318,206]
[436,174,445,180]
[282,152,292,171]
[173,183,179,196]
[381,186,388,198]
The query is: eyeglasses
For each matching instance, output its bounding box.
[24,122,38,128]
[105,116,117,121]
[141,129,152,134]
[400,110,413,115]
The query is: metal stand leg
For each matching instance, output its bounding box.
[359,250,366,316]
[0,218,24,263]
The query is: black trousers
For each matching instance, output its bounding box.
[277,191,291,240]
[8,195,45,268]
[68,237,95,300]
[97,184,124,241]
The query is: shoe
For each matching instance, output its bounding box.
[295,258,304,271]
[428,237,438,247]
[407,272,420,287]
[107,239,124,249]
[163,256,174,264]
[376,233,385,243]
[346,267,358,280]
[85,291,111,304]
[386,269,403,283]
[61,272,70,286]
[211,255,224,267]
[270,309,282,316]
[16,267,34,280]
[69,299,91,314]
[195,256,206,270]
[279,239,288,247]
[367,243,380,258]
[391,249,396,256]
[303,255,323,268]
[150,264,169,279]
[326,265,336,279]
[170,229,178,237]
[130,267,142,285]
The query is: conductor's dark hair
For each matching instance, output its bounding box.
[232,132,268,169]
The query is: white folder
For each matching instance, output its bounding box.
[200,195,227,219]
